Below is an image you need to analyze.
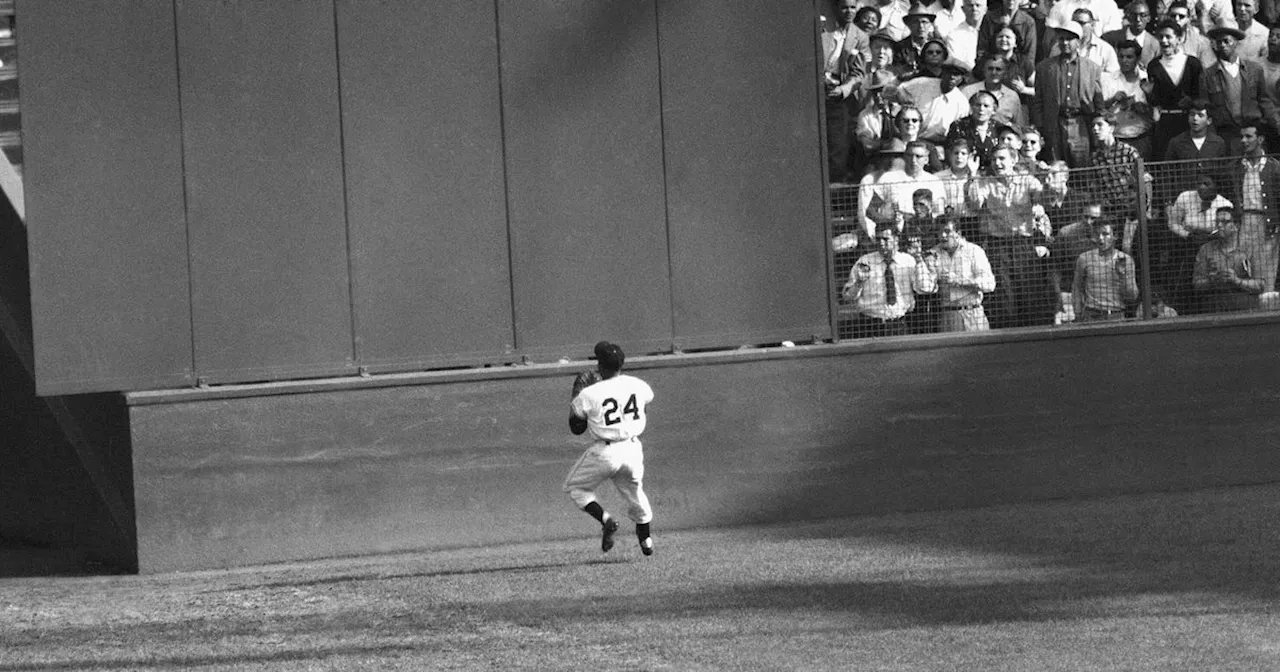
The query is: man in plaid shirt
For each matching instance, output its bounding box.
[1072,219,1140,320]
[1087,111,1148,252]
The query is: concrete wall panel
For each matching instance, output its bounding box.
[658,0,831,348]
[176,0,354,382]
[498,0,673,358]
[336,0,514,369]
[22,1,192,394]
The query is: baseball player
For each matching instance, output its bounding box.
[564,341,656,556]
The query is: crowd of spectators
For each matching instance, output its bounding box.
[821,0,1280,337]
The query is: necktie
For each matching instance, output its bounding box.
[884,258,898,305]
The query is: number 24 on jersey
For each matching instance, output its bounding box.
[602,394,640,425]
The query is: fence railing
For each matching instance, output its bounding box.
[830,155,1280,340]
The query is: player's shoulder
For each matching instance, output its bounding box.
[608,372,652,392]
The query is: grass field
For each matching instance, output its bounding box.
[3,484,1280,671]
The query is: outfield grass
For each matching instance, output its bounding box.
[3,484,1280,670]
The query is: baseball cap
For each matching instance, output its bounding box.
[594,341,625,372]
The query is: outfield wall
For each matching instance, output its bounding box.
[126,316,1280,573]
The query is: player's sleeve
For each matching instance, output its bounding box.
[571,393,590,418]
[640,380,655,406]
[568,393,591,435]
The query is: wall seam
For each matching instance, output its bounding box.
[331,0,360,368]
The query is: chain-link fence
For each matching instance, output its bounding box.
[831,154,1280,340]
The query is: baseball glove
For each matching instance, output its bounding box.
[570,370,601,398]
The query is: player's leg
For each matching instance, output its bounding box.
[563,446,620,552]
[611,443,654,555]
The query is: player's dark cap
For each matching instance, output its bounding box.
[594,341,625,372]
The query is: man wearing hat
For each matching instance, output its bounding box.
[1047,0,1122,36]
[895,2,943,71]
[855,70,903,157]
[1202,23,1279,153]
[1047,8,1120,73]
[854,30,909,110]
[565,341,658,556]
[1031,20,1105,167]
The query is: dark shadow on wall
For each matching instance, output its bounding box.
[641,323,1280,604]
[0,183,136,576]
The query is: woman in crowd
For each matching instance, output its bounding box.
[945,90,1005,173]
[854,6,882,35]
[904,39,952,80]
[1145,19,1202,141]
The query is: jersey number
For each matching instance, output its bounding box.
[602,394,640,425]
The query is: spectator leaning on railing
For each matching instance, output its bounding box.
[1165,173,1234,313]
[931,216,997,331]
[1193,206,1266,312]
[1072,219,1140,321]
[965,145,1054,328]
[1228,122,1280,292]
[842,226,938,337]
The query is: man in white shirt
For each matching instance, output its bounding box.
[945,0,984,69]
[1169,174,1233,237]
[1102,40,1155,158]
[1233,0,1269,63]
[878,139,950,218]
[842,226,937,337]
[900,62,972,143]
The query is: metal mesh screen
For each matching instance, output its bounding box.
[830,154,1280,340]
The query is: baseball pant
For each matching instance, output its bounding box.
[563,438,652,524]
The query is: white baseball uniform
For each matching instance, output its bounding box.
[563,373,655,524]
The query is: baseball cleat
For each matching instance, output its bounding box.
[640,537,654,556]
[601,518,619,553]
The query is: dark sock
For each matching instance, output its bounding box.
[636,522,650,541]
[583,502,606,524]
